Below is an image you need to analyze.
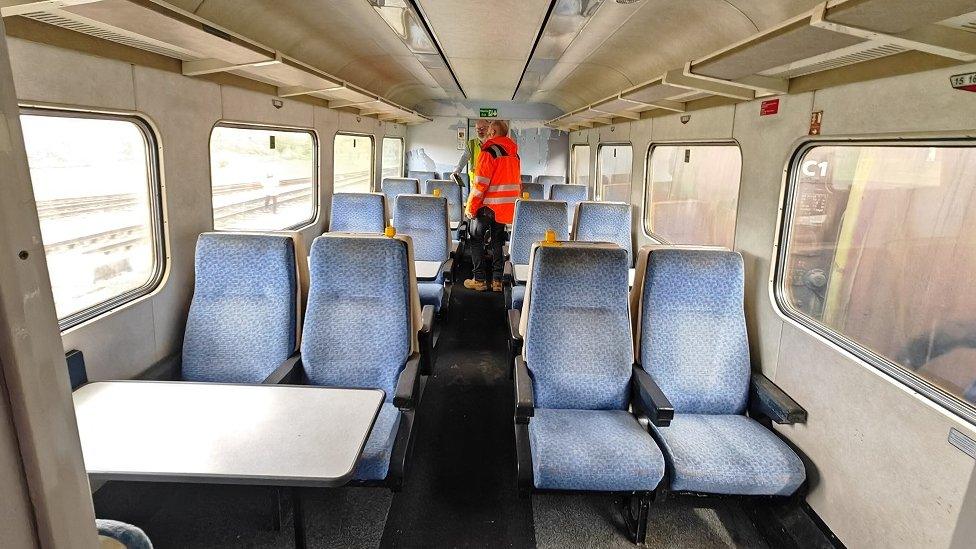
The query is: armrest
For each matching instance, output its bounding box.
[421,305,434,335]
[749,373,807,424]
[394,353,422,410]
[514,356,534,423]
[439,257,454,284]
[503,260,514,284]
[502,245,510,261]
[507,309,522,345]
[631,366,674,427]
[419,304,435,375]
[262,352,303,385]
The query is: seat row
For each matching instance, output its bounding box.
[147,231,433,488]
[507,241,808,544]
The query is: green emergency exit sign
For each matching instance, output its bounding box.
[479,108,498,118]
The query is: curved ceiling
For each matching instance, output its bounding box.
[162,0,824,113]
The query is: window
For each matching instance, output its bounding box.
[20,110,163,327]
[334,133,375,193]
[210,125,317,231]
[571,144,590,188]
[644,144,742,248]
[596,144,632,202]
[382,137,404,180]
[777,141,976,417]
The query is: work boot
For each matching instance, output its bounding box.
[464,278,488,292]
[491,281,503,292]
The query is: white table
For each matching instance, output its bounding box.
[74,381,384,548]
[415,260,444,280]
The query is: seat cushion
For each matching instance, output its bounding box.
[651,414,805,496]
[512,284,525,310]
[353,403,401,481]
[418,281,445,311]
[529,409,665,492]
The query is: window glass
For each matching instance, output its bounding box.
[334,134,374,193]
[780,143,976,408]
[210,126,316,231]
[644,144,741,248]
[382,137,404,180]
[21,112,162,324]
[597,144,632,202]
[571,144,590,188]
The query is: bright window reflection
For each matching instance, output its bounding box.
[334,134,374,193]
[21,112,162,323]
[780,144,976,407]
[597,144,632,202]
[645,144,741,248]
[571,144,590,188]
[382,137,404,180]
[210,126,317,231]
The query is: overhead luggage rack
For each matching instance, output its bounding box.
[2,0,432,125]
[548,0,976,132]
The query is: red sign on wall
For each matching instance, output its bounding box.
[760,98,780,116]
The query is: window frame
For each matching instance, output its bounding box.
[773,137,976,426]
[641,140,743,244]
[595,141,633,202]
[570,143,591,187]
[381,136,405,179]
[20,106,167,331]
[333,131,376,192]
[209,121,320,232]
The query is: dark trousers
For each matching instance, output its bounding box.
[471,220,505,282]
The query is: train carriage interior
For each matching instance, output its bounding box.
[2,0,976,547]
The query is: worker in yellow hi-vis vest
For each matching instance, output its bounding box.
[454,119,490,184]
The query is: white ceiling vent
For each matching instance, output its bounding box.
[760,42,908,79]
[23,10,197,60]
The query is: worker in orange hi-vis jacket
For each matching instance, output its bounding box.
[464,119,521,292]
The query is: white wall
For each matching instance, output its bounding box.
[7,37,405,382]
[573,62,976,548]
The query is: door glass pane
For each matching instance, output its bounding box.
[645,144,741,248]
[334,134,374,193]
[382,137,404,180]
[571,145,590,188]
[597,144,632,202]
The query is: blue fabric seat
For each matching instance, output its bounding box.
[381,178,420,217]
[535,175,565,198]
[511,285,525,310]
[548,184,589,226]
[425,179,464,225]
[181,233,298,384]
[633,247,806,497]
[302,233,422,482]
[572,201,633,266]
[517,242,665,493]
[394,195,452,312]
[530,409,665,492]
[330,192,386,233]
[96,519,153,549]
[520,182,545,200]
[407,170,438,188]
[505,200,569,310]
[520,174,532,184]
[442,171,470,204]
[651,414,804,495]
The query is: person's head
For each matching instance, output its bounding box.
[488,120,509,139]
[474,119,490,139]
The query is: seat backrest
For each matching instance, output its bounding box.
[572,201,634,266]
[631,246,750,415]
[548,183,588,224]
[521,182,545,200]
[425,179,463,223]
[509,200,569,265]
[182,233,298,383]
[536,175,566,197]
[394,194,451,262]
[520,174,532,184]
[407,170,438,187]
[382,177,420,215]
[96,519,152,549]
[519,242,633,410]
[301,233,422,401]
[329,192,386,233]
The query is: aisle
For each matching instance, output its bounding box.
[379,284,535,548]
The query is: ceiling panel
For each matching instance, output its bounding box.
[416,0,551,100]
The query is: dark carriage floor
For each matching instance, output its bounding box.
[93,275,833,548]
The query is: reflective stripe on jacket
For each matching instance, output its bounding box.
[467,135,521,224]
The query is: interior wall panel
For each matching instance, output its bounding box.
[220,86,314,129]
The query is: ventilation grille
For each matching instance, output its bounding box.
[938,13,976,34]
[761,43,907,79]
[24,11,196,60]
